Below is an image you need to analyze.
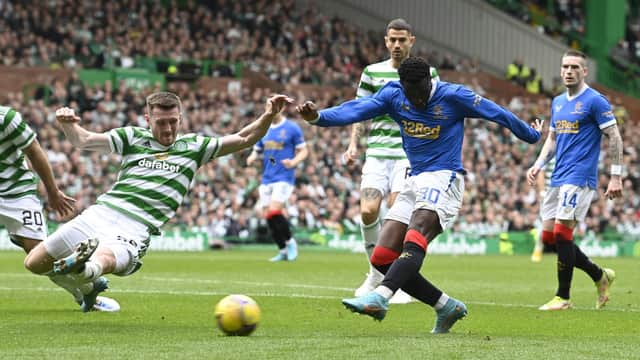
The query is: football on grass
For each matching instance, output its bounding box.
[214,294,261,336]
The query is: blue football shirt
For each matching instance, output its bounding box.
[549,85,617,188]
[315,81,540,176]
[254,118,306,185]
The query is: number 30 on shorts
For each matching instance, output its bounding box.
[22,210,44,226]
[418,187,441,204]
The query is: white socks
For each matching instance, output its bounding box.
[374,285,394,300]
[80,261,103,282]
[361,218,380,258]
[434,293,450,310]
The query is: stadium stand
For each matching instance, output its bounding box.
[0,0,638,246]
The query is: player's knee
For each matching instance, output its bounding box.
[370,246,400,266]
[403,229,427,251]
[360,204,380,225]
[24,252,47,274]
[553,223,574,242]
[408,209,441,240]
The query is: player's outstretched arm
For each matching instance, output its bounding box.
[455,87,541,144]
[217,94,293,157]
[22,139,76,218]
[55,107,111,154]
[296,96,388,127]
[527,130,556,186]
[602,124,624,200]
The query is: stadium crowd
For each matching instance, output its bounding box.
[0,0,476,86]
[0,0,638,243]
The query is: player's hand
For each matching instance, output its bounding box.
[295,101,319,122]
[265,95,294,117]
[246,152,257,166]
[281,159,296,169]
[531,118,544,132]
[55,107,81,124]
[526,166,541,186]
[342,144,358,166]
[604,176,623,200]
[47,189,76,220]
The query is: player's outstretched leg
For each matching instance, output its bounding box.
[53,238,99,274]
[595,268,615,309]
[80,276,111,312]
[431,297,468,334]
[342,292,389,321]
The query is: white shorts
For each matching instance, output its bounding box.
[44,204,151,276]
[541,185,596,222]
[385,170,464,230]
[258,182,294,207]
[361,157,410,196]
[0,195,47,244]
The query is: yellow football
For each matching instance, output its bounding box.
[214,294,261,336]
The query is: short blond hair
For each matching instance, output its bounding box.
[146,91,182,114]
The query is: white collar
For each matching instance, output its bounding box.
[270,118,287,129]
[566,83,589,101]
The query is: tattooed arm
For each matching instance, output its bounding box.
[343,122,365,166]
[602,124,624,200]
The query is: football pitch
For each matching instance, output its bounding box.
[1,248,638,359]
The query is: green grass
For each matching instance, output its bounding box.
[0,249,638,359]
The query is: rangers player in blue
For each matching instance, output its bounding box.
[527,50,623,311]
[247,113,308,262]
[297,56,543,333]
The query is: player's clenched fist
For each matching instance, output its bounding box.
[55,107,81,124]
[295,101,319,122]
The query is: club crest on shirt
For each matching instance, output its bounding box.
[402,103,410,111]
[173,140,187,150]
[555,104,562,112]
[279,129,287,140]
[570,101,584,114]
[432,105,447,119]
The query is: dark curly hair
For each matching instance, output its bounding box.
[398,56,430,84]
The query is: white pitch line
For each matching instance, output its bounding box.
[0,286,338,300]
[140,275,355,291]
[0,284,638,313]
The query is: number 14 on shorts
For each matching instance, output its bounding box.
[562,192,578,208]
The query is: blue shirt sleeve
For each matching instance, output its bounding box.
[590,94,617,129]
[292,123,305,146]
[316,87,392,127]
[452,86,541,144]
[253,138,264,152]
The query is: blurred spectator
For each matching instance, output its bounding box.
[525,68,543,95]
[1,0,637,243]
[506,58,531,87]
